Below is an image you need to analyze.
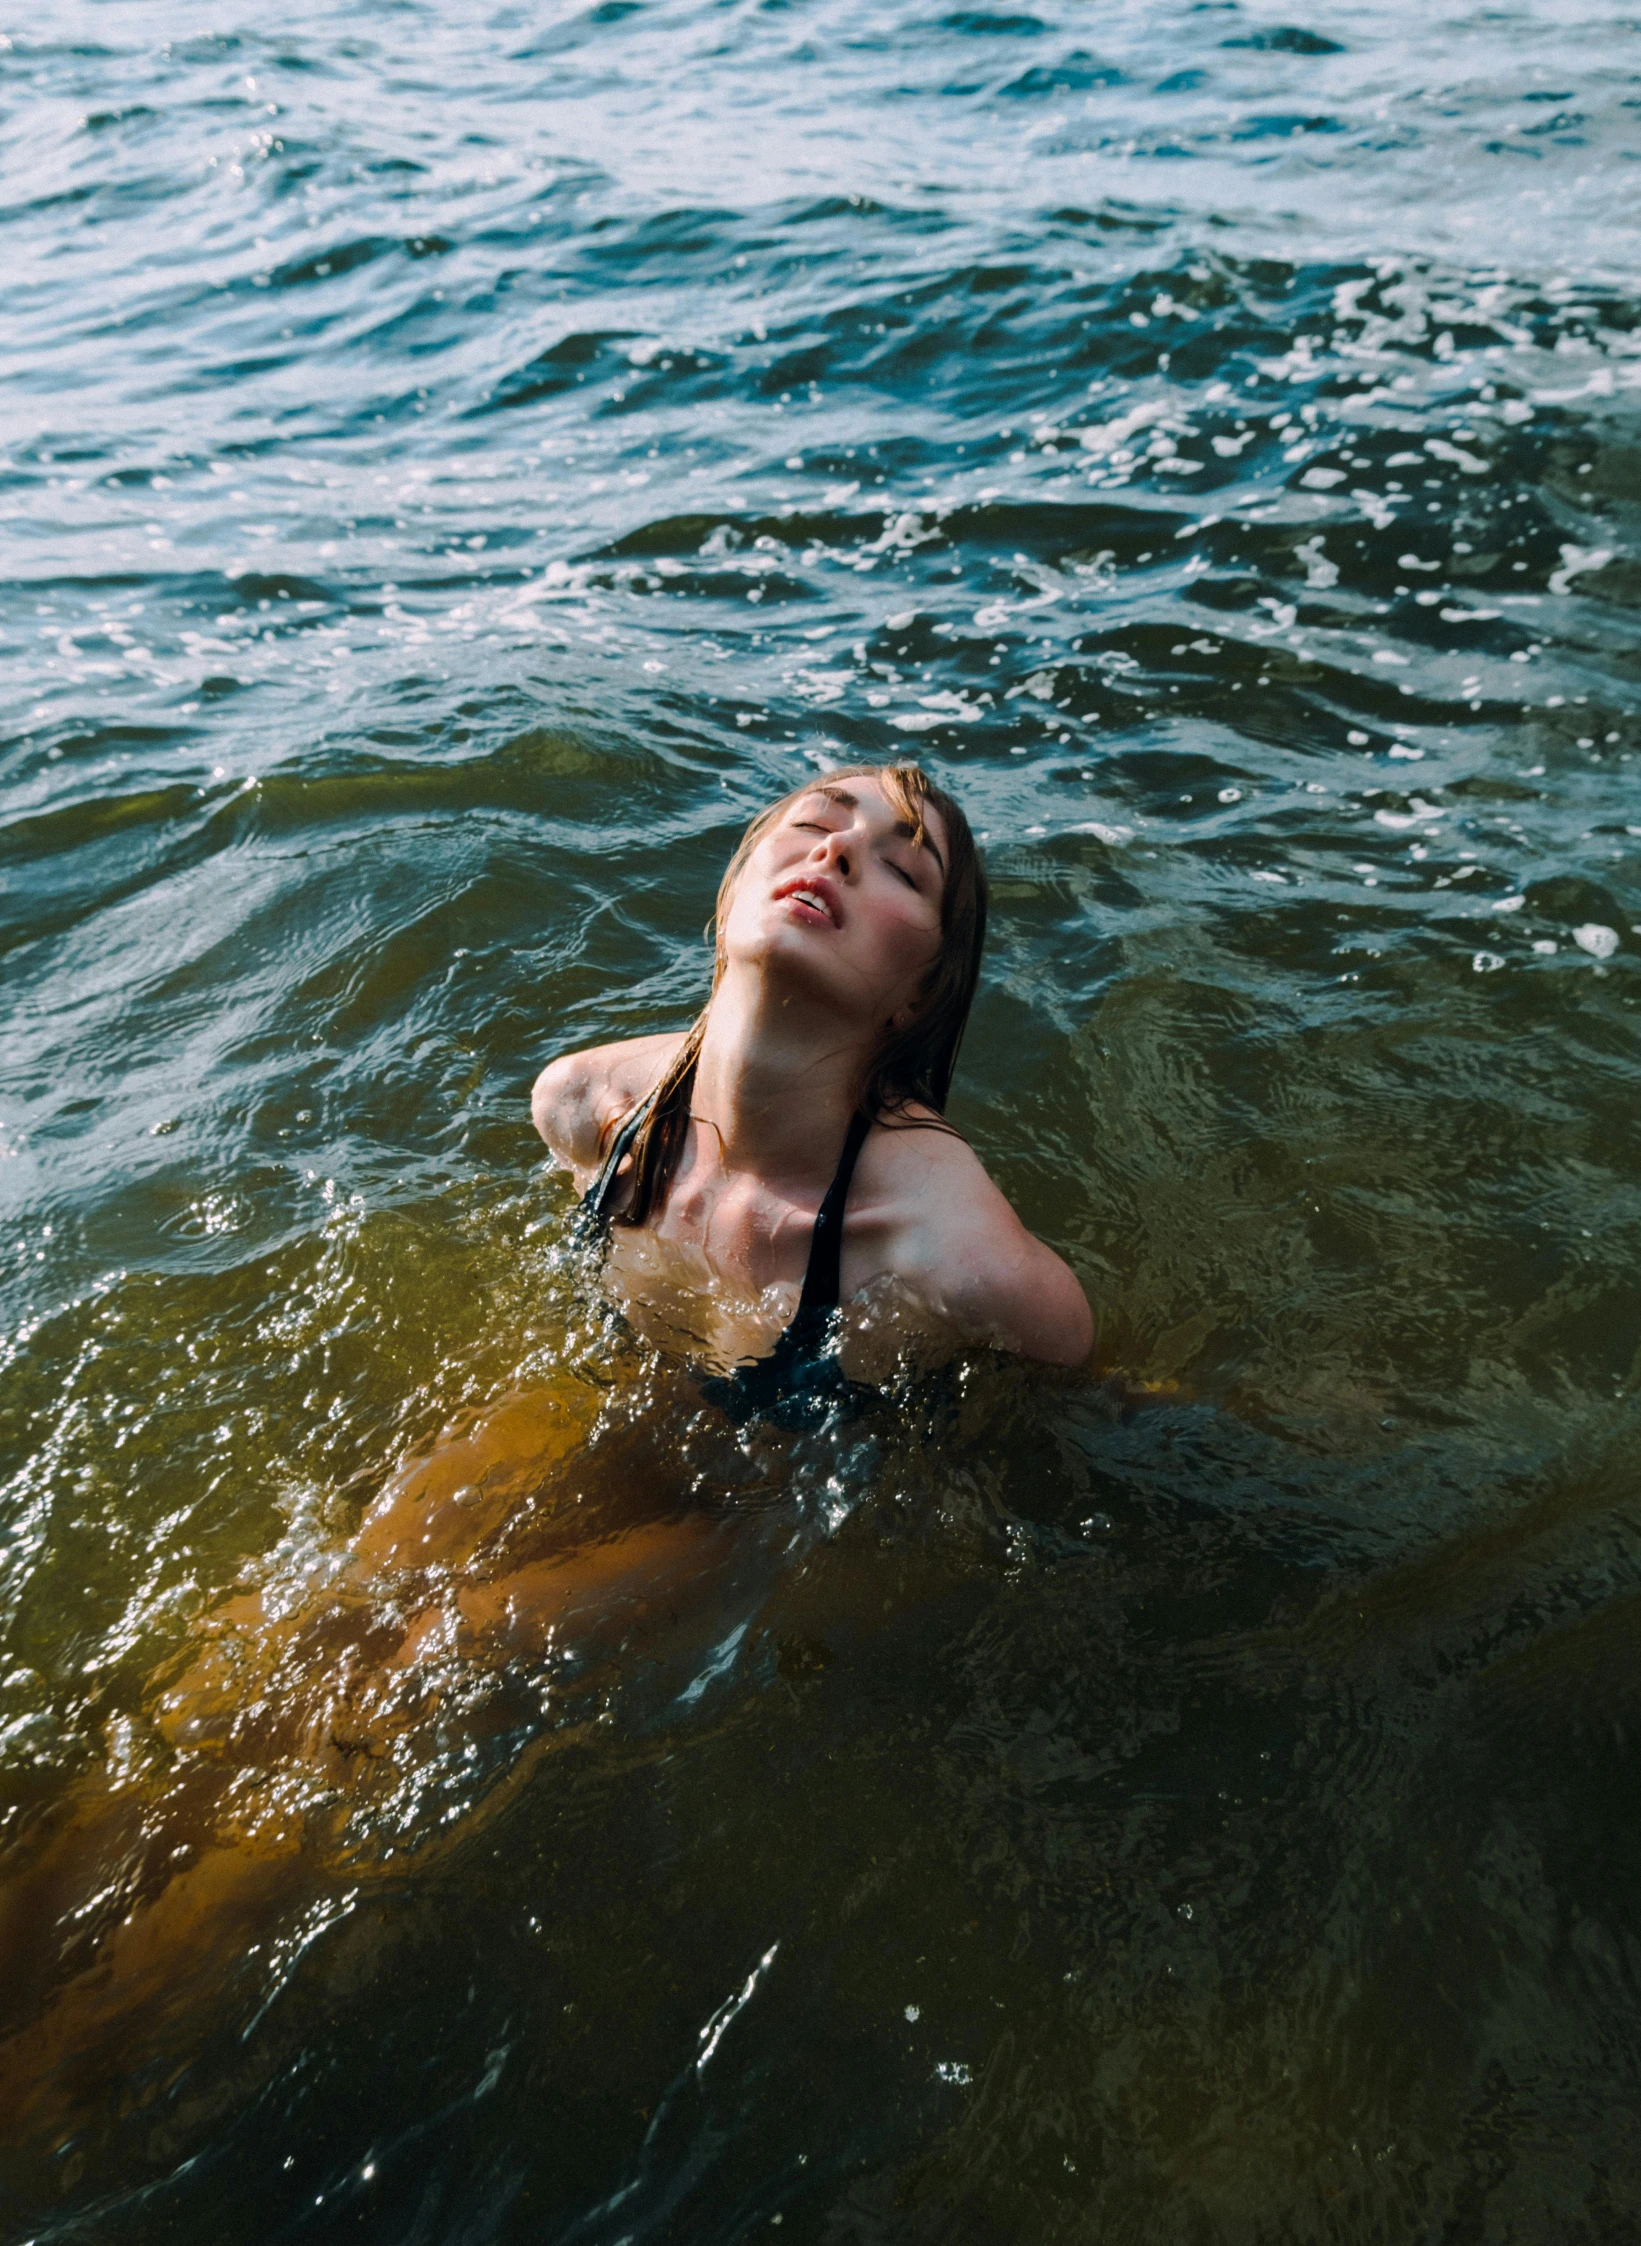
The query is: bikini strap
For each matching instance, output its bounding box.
[587,1096,869,1327]
[795,1109,872,1317]
[582,1088,659,1229]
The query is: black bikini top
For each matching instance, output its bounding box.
[580,1090,874,1428]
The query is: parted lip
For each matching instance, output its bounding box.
[773,871,843,928]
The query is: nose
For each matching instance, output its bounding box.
[812,830,852,880]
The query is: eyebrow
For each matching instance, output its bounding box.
[900,819,945,875]
[811,785,947,876]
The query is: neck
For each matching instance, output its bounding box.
[689,963,874,1184]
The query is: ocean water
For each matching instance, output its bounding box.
[2,0,1640,2237]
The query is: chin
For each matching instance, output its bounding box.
[743,920,870,1010]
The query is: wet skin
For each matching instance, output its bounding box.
[533,778,1094,1371]
[0,778,1092,2144]
[0,1376,742,2139]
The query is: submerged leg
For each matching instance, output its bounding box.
[350,1377,605,1579]
[0,1376,743,2154]
[391,1509,732,1669]
[0,1805,308,2145]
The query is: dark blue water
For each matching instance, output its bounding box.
[3,2,1640,2239]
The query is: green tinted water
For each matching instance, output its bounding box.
[3,0,1640,2237]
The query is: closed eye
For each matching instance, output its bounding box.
[889,860,920,889]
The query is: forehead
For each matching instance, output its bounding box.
[790,778,949,865]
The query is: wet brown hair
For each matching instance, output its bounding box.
[610,762,988,1229]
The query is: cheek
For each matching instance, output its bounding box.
[721,856,777,943]
[866,895,941,984]
[730,838,797,917]
[721,880,757,943]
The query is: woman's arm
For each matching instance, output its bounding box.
[530,1031,684,1188]
[933,1202,1095,1368]
[863,1125,1095,1369]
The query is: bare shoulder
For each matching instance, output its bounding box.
[530,1031,685,1185]
[859,1109,1094,1369]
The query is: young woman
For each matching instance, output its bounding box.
[0,765,1093,2140]
[533,762,1094,1402]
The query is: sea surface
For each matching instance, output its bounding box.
[3,0,1640,2238]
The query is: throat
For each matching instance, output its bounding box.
[688,969,874,1186]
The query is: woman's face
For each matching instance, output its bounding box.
[720,777,948,1030]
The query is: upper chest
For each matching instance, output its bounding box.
[598,1134,902,1307]
[597,1173,819,1372]
[648,1165,827,1295]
